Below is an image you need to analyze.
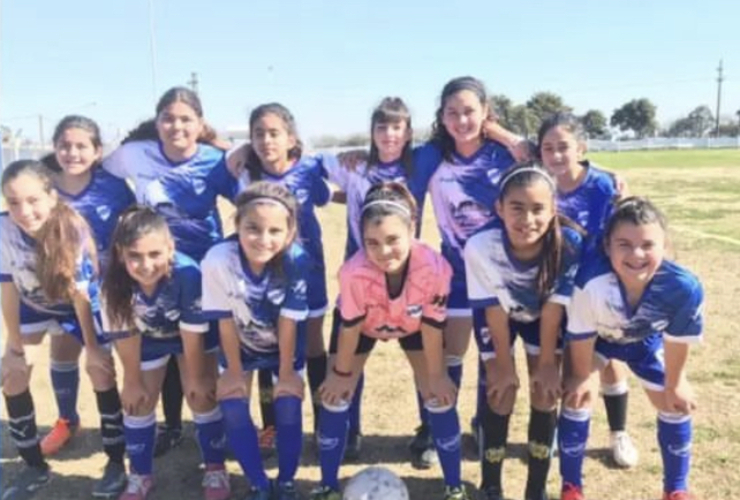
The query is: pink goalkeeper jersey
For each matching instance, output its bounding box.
[339,241,452,339]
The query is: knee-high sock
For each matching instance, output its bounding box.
[658,412,692,493]
[480,404,510,492]
[123,412,156,475]
[219,398,269,490]
[474,358,486,429]
[348,372,364,435]
[193,407,226,465]
[427,404,462,488]
[317,402,349,490]
[275,396,303,484]
[5,390,46,469]
[602,380,629,432]
[161,357,183,431]
[257,369,276,429]
[558,407,591,489]
[307,354,328,431]
[526,408,557,499]
[50,360,80,425]
[95,387,125,464]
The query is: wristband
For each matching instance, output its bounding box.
[9,347,25,358]
[332,366,352,378]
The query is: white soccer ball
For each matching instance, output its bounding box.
[343,466,409,500]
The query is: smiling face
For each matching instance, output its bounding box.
[496,178,556,256]
[250,112,296,170]
[372,119,410,163]
[120,231,174,293]
[441,89,487,150]
[539,125,585,178]
[237,201,294,274]
[362,213,414,275]
[606,221,665,291]
[3,173,58,236]
[54,127,102,177]
[156,101,203,160]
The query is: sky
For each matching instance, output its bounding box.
[1,0,738,145]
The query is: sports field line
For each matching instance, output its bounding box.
[673,225,740,247]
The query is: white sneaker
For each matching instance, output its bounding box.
[611,431,639,468]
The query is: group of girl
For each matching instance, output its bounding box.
[1,75,702,500]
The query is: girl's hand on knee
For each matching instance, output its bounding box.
[1,349,32,389]
[486,361,519,410]
[563,375,592,409]
[216,369,246,400]
[274,371,305,399]
[664,381,696,414]
[427,374,457,409]
[531,362,561,406]
[121,380,149,415]
[319,372,353,407]
[187,377,216,407]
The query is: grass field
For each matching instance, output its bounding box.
[1,149,739,499]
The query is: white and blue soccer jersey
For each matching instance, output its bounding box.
[201,238,309,368]
[426,141,515,278]
[104,140,237,261]
[101,252,209,356]
[57,168,135,270]
[556,162,617,257]
[566,256,704,345]
[0,213,100,318]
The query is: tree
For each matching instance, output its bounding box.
[580,110,608,139]
[610,98,657,138]
[489,94,515,128]
[508,105,538,138]
[526,92,572,128]
[686,105,714,137]
[666,117,694,137]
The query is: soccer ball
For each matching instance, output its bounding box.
[343,466,409,500]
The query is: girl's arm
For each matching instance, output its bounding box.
[421,321,457,407]
[320,320,362,407]
[274,315,305,399]
[1,282,24,353]
[483,305,519,410]
[483,119,531,162]
[531,301,564,403]
[181,330,205,380]
[333,321,362,375]
[219,318,242,376]
[663,340,695,413]
[563,337,597,409]
[113,334,148,414]
[73,290,115,377]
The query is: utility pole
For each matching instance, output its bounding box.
[715,59,724,137]
[38,114,45,147]
[188,72,199,95]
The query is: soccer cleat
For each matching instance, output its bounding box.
[202,464,231,500]
[309,485,341,500]
[274,481,301,500]
[92,461,127,498]
[243,486,272,500]
[118,474,154,500]
[40,418,77,456]
[443,485,470,500]
[478,485,503,500]
[153,424,183,458]
[610,431,639,468]
[343,431,363,462]
[258,425,277,454]
[409,424,438,470]
[663,492,697,500]
[560,482,585,500]
[0,465,51,500]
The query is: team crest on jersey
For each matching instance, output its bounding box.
[431,294,448,307]
[479,326,492,347]
[267,286,286,305]
[192,178,207,195]
[96,205,112,221]
[487,169,503,185]
[294,188,310,204]
[651,319,669,331]
[406,304,422,317]
[165,308,181,321]
[292,279,307,296]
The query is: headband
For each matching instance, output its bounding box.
[361,199,412,217]
[244,195,292,211]
[499,166,556,193]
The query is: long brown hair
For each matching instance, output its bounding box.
[102,206,173,328]
[368,97,414,177]
[244,103,303,181]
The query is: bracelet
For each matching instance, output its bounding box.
[332,366,352,378]
[8,347,25,357]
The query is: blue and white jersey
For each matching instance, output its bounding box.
[556,162,617,257]
[465,221,582,323]
[0,213,100,316]
[101,252,209,345]
[238,156,330,266]
[104,140,237,261]
[567,255,704,345]
[201,238,309,359]
[425,141,515,276]
[57,168,135,270]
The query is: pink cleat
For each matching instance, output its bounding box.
[202,464,231,500]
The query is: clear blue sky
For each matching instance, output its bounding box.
[1,0,738,145]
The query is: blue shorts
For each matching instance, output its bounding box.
[307,262,328,318]
[447,272,471,318]
[219,320,307,373]
[595,334,665,391]
[140,321,220,371]
[20,301,108,345]
[473,310,564,360]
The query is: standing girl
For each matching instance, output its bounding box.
[558,197,702,500]
[538,112,638,468]
[104,87,237,456]
[1,160,124,500]
[464,163,583,500]
[202,182,309,500]
[313,182,466,500]
[38,115,135,459]
[101,206,229,500]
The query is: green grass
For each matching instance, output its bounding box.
[590,148,740,171]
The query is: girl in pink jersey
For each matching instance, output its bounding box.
[311,182,468,500]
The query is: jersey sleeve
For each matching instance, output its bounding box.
[311,157,332,207]
[338,263,367,325]
[565,283,598,341]
[208,155,239,202]
[101,144,132,180]
[664,280,704,344]
[421,255,452,329]
[0,225,13,281]
[318,152,350,191]
[178,265,209,333]
[201,250,234,319]
[464,233,501,309]
[549,231,583,306]
[280,252,310,321]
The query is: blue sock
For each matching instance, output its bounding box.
[658,412,692,493]
[416,390,429,427]
[219,398,269,490]
[447,356,463,389]
[318,402,349,490]
[193,407,226,465]
[558,407,591,488]
[123,412,156,475]
[275,395,303,484]
[50,361,80,425]
[349,372,364,434]
[427,404,462,488]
